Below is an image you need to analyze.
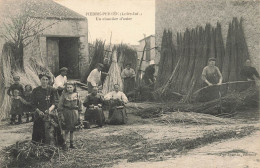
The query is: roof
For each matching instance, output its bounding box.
[138,35,155,42]
[1,0,86,20]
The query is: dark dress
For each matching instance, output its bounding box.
[31,86,60,144]
[83,93,105,126]
[240,66,260,90]
[23,92,33,113]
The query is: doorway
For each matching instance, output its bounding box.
[47,37,80,79]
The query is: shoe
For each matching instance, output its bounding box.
[10,122,15,125]
[62,144,68,151]
[26,119,29,123]
[70,144,76,149]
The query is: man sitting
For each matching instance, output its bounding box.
[83,87,105,128]
[104,84,128,124]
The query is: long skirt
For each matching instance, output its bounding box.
[108,107,127,125]
[85,108,105,126]
[62,109,79,131]
[123,77,135,94]
[32,115,64,145]
[32,117,45,143]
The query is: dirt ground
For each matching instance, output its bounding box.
[0,103,259,168]
[0,87,259,167]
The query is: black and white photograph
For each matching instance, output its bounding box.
[0,0,259,167]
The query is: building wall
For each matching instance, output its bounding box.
[156,0,260,72]
[23,18,89,79]
[137,36,158,77]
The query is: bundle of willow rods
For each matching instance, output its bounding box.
[0,40,47,120]
[222,17,249,92]
[155,17,249,102]
[113,44,137,72]
[85,40,105,81]
[102,51,123,95]
[155,30,177,88]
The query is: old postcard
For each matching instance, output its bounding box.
[0,0,259,167]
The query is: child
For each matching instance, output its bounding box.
[58,82,82,150]
[7,76,24,124]
[21,85,34,123]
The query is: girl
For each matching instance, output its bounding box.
[58,82,82,149]
[21,85,34,123]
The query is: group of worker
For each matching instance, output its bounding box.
[200,57,259,101]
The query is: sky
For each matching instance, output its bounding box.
[54,0,155,45]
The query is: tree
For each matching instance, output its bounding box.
[0,1,59,71]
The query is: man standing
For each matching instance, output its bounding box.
[240,59,260,81]
[53,67,68,96]
[121,63,136,94]
[87,63,104,94]
[143,62,156,89]
[240,59,260,90]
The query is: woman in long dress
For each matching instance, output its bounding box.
[31,73,60,144]
[200,57,223,102]
[58,82,82,149]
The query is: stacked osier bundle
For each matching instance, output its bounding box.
[0,39,54,120]
[113,44,137,72]
[84,40,105,81]
[154,17,249,102]
[102,51,123,95]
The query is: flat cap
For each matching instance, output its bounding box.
[208,57,216,62]
[13,76,20,81]
[97,63,104,68]
[60,67,68,72]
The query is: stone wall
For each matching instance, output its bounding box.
[156,0,260,72]
[23,18,89,78]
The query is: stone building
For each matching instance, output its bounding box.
[0,0,89,79]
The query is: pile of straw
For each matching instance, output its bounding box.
[102,51,123,95]
[154,111,236,125]
[3,140,64,167]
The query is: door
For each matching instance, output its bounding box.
[47,38,59,76]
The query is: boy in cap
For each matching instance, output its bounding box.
[53,67,68,96]
[7,76,24,124]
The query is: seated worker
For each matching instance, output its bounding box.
[104,84,128,124]
[53,67,68,96]
[83,86,105,128]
